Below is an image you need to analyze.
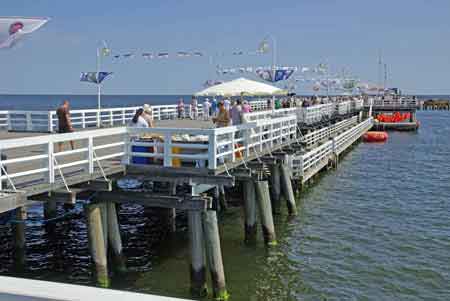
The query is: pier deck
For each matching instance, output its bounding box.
[0,102,373,299]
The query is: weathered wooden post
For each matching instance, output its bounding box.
[243,180,257,244]
[85,203,109,287]
[43,201,57,220]
[202,210,229,300]
[280,164,297,216]
[269,163,281,214]
[218,185,228,211]
[254,181,277,246]
[188,211,207,297]
[13,206,27,268]
[106,202,126,273]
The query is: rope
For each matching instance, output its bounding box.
[5,192,98,225]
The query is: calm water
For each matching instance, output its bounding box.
[0,104,449,300]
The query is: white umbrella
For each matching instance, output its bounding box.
[195,77,286,97]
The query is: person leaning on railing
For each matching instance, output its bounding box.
[129,108,149,128]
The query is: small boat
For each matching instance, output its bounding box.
[363,131,388,142]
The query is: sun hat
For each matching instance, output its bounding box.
[143,104,152,114]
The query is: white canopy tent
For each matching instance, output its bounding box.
[195,77,286,97]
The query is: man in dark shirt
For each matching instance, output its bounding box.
[56,100,74,151]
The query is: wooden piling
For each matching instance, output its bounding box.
[269,164,281,214]
[106,202,126,273]
[85,203,109,287]
[254,181,277,246]
[187,211,207,297]
[44,201,57,220]
[280,164,297,216]
[202,210,229,300]
[243,180,257,244]
[218,185,228,211]
[13,206,26,268]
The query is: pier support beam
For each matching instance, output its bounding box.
[106,202,126,273]
[243,180,257,244]
[13,206,27,269]
[85,203,109,287]
[269,164,281,214]
[202,210,229,300]
[188,211,207,298]
[254,181,277,246]
[280,164,297,216]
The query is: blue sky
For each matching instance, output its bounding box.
[1,0,449,95]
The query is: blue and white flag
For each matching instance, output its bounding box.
[0,17,49,49]
[80,72,113,84]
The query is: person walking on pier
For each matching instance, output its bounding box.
[56,100,74,152]
[177,98,185,119]
[230,99,243,126]
[203,98,211,121]
[190,96,198,120]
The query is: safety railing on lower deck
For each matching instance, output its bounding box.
[292,117,373,179]
[300,116,359,147]
[0,127,127,191]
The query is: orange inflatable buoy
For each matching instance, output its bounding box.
[363,131,388,142]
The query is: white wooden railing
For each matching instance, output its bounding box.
[0,98,369,133]
[300,116,359,147]
[365,97,418,107]
[0,114,370,193]
[292,117,373,180]
[127,115,297,170]
[0,127,127,191]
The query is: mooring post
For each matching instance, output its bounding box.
[280,164,297,216]
[100,202,109,254]
[254,181,277,246]
[13,206,27,268]
[269,163,281,214]
[187,211,207,297]
[43,201,57,220]
[243,180,257,244]
[106,202,126,273]
[202,210,229,300]
[85,203,109,287]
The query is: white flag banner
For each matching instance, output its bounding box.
[0,17,49,49]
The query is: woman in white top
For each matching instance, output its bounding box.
[130,108,149,128]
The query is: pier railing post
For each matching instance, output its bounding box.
[255,180,277,246]
[188,210,207,297]
[163,133,172,167]
[48,111,53,133]
[202,210,229,300]
[208,132,217,170]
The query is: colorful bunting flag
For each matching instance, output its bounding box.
[80,72,113,84]
[0,17,49,49]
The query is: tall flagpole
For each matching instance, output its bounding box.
[96,46,101,127]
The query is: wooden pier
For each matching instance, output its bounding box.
[0,99,372,299]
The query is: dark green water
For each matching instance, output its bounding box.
[1,111,449,300]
